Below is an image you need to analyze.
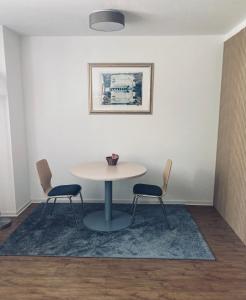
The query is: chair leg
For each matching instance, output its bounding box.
[159,197,171,229]
[131,195,137,214]
[79,192,84,214]
[40,197,51,220]
[50,198,57,215]
[131,195,139,225]
[69,197,79,227]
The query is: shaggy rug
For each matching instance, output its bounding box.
[0,203,214,260]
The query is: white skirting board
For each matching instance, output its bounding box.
[1,198,213,217]
[31,198,213,207]
[1,201,32,217]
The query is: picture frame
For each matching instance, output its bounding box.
[88,63,154,114]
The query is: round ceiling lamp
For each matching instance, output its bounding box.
[89,10,125,32]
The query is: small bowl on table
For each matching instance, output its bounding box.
[106,156,119,166]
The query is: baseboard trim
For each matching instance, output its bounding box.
[31,198,213,206]
[16,201,32,216]
[0,198,213,217]
[1,200,32,217]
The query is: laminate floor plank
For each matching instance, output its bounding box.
[0,204,245,300]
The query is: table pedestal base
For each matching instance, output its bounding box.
[83,210,131,232]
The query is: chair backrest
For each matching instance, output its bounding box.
[162,159,172,194]
[36,159,52,194]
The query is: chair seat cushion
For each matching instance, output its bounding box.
[133,183,163,197]
[48,184,81,197]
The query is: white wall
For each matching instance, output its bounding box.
[3,27,30,213]
[0,26,16,214]
[0,26,30,216]
[21,36,223,205]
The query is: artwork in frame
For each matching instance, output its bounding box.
[88,63,154,114]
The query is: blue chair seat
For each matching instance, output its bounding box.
[133,184,163,197]
[48,184,81,197]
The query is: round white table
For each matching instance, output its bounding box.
[70,161,147,232]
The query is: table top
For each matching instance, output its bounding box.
[70,161,147,181]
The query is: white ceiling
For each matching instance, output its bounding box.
[0,0,246,36]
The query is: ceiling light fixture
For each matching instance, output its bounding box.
[89,9,125,32]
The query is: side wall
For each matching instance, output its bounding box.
[0,26,16,214]
[3,27,30,213]
[21,36,223,205]
[0,26,30,216]
[214,28,246,245]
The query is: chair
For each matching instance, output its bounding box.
[36,159,83,226]
[131,159,172,228]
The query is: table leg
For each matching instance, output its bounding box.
[105,181,112,222]
[83,180,132,232]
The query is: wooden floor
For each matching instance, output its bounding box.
[0,205,246,300]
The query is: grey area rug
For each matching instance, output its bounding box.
[0,203,214,260]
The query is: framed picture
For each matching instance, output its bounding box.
[88,63,154,114]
